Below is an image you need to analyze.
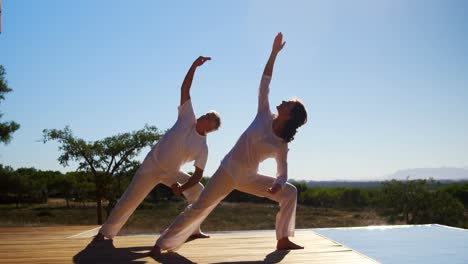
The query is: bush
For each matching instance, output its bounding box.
[379,179,466,226]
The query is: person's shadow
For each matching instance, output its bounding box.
[150,252,196,264]
[74,240,288,264]
[73,240,152,264]
[205,250,290,264]
[150,250,289,264]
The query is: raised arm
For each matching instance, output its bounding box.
[180,56,211,106]
[258,33,286,113]
[263,32,286,77]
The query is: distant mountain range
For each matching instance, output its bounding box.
[296,167,468,188]
[386,167,468,181]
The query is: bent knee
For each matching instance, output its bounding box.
[181,183,202,201]
[283,183,297,198]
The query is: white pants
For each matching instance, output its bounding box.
[99,159,204,239]
[156,167,297,251]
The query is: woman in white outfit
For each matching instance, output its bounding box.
[150,33,307,256]
[93,56,221,241]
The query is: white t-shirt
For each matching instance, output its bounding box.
[147,99,208,174]
[221,75,289,187]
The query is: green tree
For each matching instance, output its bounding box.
[65,171,95,206]
[430,190,465,226]
[338,188,369,208]
[300,188,340,207]
[42,125,162,224]
[0,65,20,144]
[380,179,465,226]
[381,179,431,223]
[291,181,309,203]
[8,170,34,208]
[50,173,75,208]
[14,168,43,203]
[0,164,14,194]
[440,183,468,208]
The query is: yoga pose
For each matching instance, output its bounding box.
[94,56,221,241]
[150,33,307,256]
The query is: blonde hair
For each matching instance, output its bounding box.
[209,110,221,130]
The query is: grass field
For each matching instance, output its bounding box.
[0,199,389,234]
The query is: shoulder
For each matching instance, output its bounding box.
[178,99,193,112]
[177,99,197,125]
[256,109,273,121]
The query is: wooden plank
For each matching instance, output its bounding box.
[0,226,379,263]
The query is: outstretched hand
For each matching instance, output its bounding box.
[171,182,182,196]
[267,183,282,194]
[272,32,286,54]
[193,56,211,67]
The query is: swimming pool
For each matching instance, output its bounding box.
[314,224,468,264]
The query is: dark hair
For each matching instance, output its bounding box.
[280,100,307,143]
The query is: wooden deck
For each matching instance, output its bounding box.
[0,226,379,263]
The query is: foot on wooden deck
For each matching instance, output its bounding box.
[92,232,111,242]
[186,232,210,243]
[148,244,162,258]
[276,237,304,250]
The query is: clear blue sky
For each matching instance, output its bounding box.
[1,0,467,180]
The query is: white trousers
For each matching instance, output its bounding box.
[99,159,204,239]
[156,167,297,251]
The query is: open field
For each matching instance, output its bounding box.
[0,200,389,234]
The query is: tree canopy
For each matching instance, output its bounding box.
[0,65,20,144]
[42,125,162,224]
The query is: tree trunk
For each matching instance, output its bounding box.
[94,172,104,225]
[96,191,103,225]
[106,199,116,218]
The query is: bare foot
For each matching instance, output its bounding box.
[92,232,108,242]
[148,245,162,258]
[191,232,210,239]
[276,237,304,250]
[186,232,210,243]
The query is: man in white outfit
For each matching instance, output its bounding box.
[93,56,221,241]
[150,33,307,256]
